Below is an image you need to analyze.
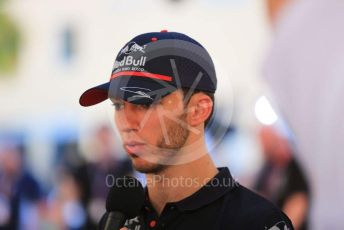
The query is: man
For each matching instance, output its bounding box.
[79,30,293,230]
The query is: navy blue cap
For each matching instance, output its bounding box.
[79,30,217,106]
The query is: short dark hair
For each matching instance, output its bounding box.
[181,88,215,128]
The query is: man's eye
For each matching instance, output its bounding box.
[138,104,151,109]
[112,102,124,110]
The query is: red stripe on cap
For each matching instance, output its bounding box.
[110,71,172,82]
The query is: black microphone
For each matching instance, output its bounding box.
[98,176,145,230]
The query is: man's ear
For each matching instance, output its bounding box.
[186,93,213,127]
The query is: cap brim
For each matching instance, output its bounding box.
[79,76,177,107]
[79,82,110,107]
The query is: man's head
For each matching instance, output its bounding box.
[80,30,217,173]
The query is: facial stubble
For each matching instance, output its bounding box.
[132,113,190,174]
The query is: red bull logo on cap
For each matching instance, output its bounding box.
[113,56,147,69]
[120,42,146,55]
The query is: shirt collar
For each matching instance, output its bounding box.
[143,167,238,212]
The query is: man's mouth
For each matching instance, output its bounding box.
[123,141,145,157]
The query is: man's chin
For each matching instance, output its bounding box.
[131,157,165,174]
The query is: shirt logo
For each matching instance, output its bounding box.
[124,216,142,230]
[266,221,290,230]
[120,42,146,55]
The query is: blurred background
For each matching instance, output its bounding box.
[1,0,343,229]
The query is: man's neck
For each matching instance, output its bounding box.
[145,153,218,215]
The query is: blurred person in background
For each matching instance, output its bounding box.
[254,126,310,230]
[40,168,87,230]
[0,142,42,230]
[81,125,133,229]
[42,125,133,229]
[263,0,344,228]
[260,1,311,229]
[44,139,90,229]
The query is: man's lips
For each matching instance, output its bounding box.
[123,141,145,156]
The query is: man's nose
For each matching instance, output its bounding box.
[115,103,141,132]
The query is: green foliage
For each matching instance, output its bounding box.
[0,12,20,75]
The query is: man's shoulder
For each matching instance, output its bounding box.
[219,184,294,229]
[228,184,279,212]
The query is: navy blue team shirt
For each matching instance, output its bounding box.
[124,167,294,230]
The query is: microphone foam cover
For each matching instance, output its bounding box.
[105,176,145,219]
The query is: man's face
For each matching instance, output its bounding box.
[112,90,190,174]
